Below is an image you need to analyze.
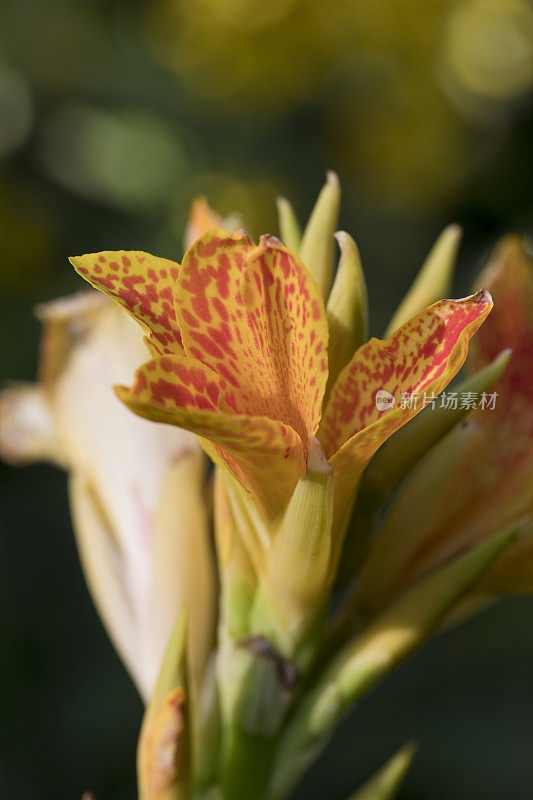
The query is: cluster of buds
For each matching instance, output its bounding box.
[1,175,532,800]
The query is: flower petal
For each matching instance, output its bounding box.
[176,230,328,446]
[70,251,183,355]
[116,355,306,520]
[321,290,493,459]
[320,291,492,547]
[470,235,533,402]
[0,384,65,466]
[398,236,533,576]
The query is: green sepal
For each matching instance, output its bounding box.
[276,196,302,253]
[347,742,417,800]
[299,171,341,299]
[385,224,462,336]
[325,231,368,400]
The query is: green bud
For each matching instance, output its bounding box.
[299,171,341,299]
[276,196,302,253]
[347,742,417,800]
[217,636,299,800]
[355,421,482,614]
[385,224,462,336]
[138,608,190,800]
[263,437,334,650]
[218,636,298,737]
[326,232,368,398]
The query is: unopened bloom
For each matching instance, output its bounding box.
[0,292,215,700]
[355,235,533,614]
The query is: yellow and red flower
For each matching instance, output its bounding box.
[70,229,492,582]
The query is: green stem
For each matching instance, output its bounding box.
[219,727,275,800]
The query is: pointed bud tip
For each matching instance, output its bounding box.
[326,170,340,188]
[260,233,284,249]
[495,347,513,365]
[454,288,493,307]
[334,230,349,246]
[443,222,462,239]
[334,230,361,256]
[472,288,493,308]
[306,436,332,474]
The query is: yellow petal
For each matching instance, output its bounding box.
[320,291,492,565]
[70,250,184,355]
[176,230,328,447]
[359,347,511,507]
[116,354,305,522]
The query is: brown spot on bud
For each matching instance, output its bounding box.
[138,687,187,800]
[239,635,299,691]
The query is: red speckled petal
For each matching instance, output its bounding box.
[470,236,533,403]
[406,238,533,577]
[321,291,492,528]
[116,355,305,521]
[70,251,183,355]
[175,230,328,447]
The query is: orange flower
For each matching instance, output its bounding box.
[70,230,492,558]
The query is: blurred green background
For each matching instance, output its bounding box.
[1,1,533,798]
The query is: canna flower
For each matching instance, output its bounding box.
[6,176,525,800]
[355,235,533,614]
[69,215,493,647]
[0,292,216,701]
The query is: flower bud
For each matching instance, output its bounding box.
[256,437,334,657]
[385,224,462,336]
[299,171,341,299]
[138,610,190,800]
[276,195,302,252]
[326,231,368,397]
